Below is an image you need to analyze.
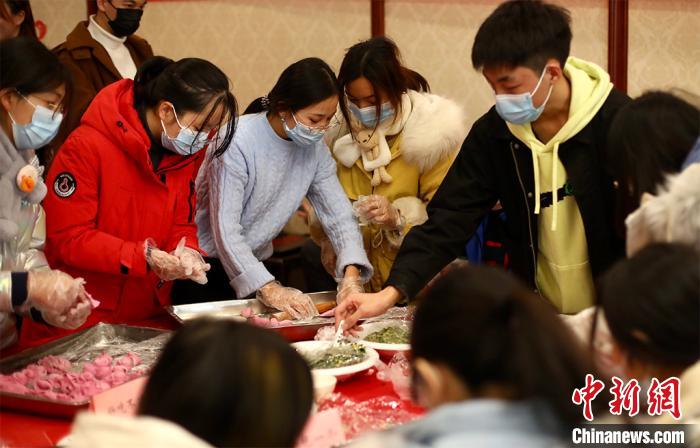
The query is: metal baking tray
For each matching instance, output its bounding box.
[167,291,337,342]
[0,323,170,418]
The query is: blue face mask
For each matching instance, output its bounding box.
[160,105,209,156]
[494,67,553,125]
[9,94,63,150]
[282,112,326,147]
[348,101,394,128]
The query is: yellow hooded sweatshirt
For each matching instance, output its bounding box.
[507,57,613,314]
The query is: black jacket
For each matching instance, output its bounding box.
[386,89,630,299]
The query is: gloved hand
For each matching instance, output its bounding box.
[172,238,210,284]
[257,281,319,320]
[355,195,401,229]
[27,270,86,315]
[147,245,187,282]
[336,275,364,304]
[41,288,92,330]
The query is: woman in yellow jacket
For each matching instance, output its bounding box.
[303,37,467,293]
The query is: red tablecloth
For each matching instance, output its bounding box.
[0,371,421,447]
[0,318,423,447]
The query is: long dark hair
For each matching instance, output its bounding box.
[412,265,601,430]
[139,318,313,447]
[0,36,71,107]
[133,56,237,157]
[245,57,338,116]
[337,36,429,129]
[1,0,37,40]
[599,243,700,370]
[608,91,700,199]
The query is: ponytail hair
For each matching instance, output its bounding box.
[337,36,429,129]
[244,57,338,116]
[412,265,600,430]
[134,56,238,157]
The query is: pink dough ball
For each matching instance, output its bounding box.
[11,371,27,383]
[110,371,128,386]
[94,366,111,380]
[35,380,52,390]
[115,356,134,369]
[82,363,97,374]
[93,354,112,367]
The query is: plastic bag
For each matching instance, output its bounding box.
[375,352,411,400]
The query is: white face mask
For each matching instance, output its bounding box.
[9,93,63,150]
[160,105,209,156]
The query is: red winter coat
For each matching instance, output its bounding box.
[21,79,204,345]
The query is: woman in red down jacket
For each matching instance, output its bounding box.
[21,56,237,345]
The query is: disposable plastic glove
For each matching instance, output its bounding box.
[257,281,318,320]
[41,288,92,330]
[146,240,188,282]
[172,238,210,284]
[355,195,401,229]
[336,275,364,304]
[27,270,85,315]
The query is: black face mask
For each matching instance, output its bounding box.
[107,7,143,37]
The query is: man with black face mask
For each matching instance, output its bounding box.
[49,0,153,166]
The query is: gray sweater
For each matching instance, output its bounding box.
[196,112,372,297]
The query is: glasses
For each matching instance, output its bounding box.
[17,91,65,115]
[292,112,341,133]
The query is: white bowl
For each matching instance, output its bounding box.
[311,371,337,402]
[293,340,379,381]
[358,321,411,360]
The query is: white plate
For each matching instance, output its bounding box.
[293,340,379,381]
[358,321,411,360]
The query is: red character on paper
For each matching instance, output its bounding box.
[608,376,641,417]
[647,377,682,420]
[572,374,605,421]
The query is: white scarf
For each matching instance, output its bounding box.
[333,93,413,171]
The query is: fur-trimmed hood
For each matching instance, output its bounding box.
[399,90,467,172]
[330,90,467,173]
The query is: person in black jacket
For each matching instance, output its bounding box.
[335,0,630,329]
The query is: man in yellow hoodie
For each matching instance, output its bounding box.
[336,0,631,328]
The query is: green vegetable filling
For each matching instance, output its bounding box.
[364,326,410,344]
[306,343,367,369]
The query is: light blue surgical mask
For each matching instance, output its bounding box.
[160,105,209,156]
[282,112,326,147]
[494,67,553,125]
[348,101,394,128]
[9,93,63,150]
